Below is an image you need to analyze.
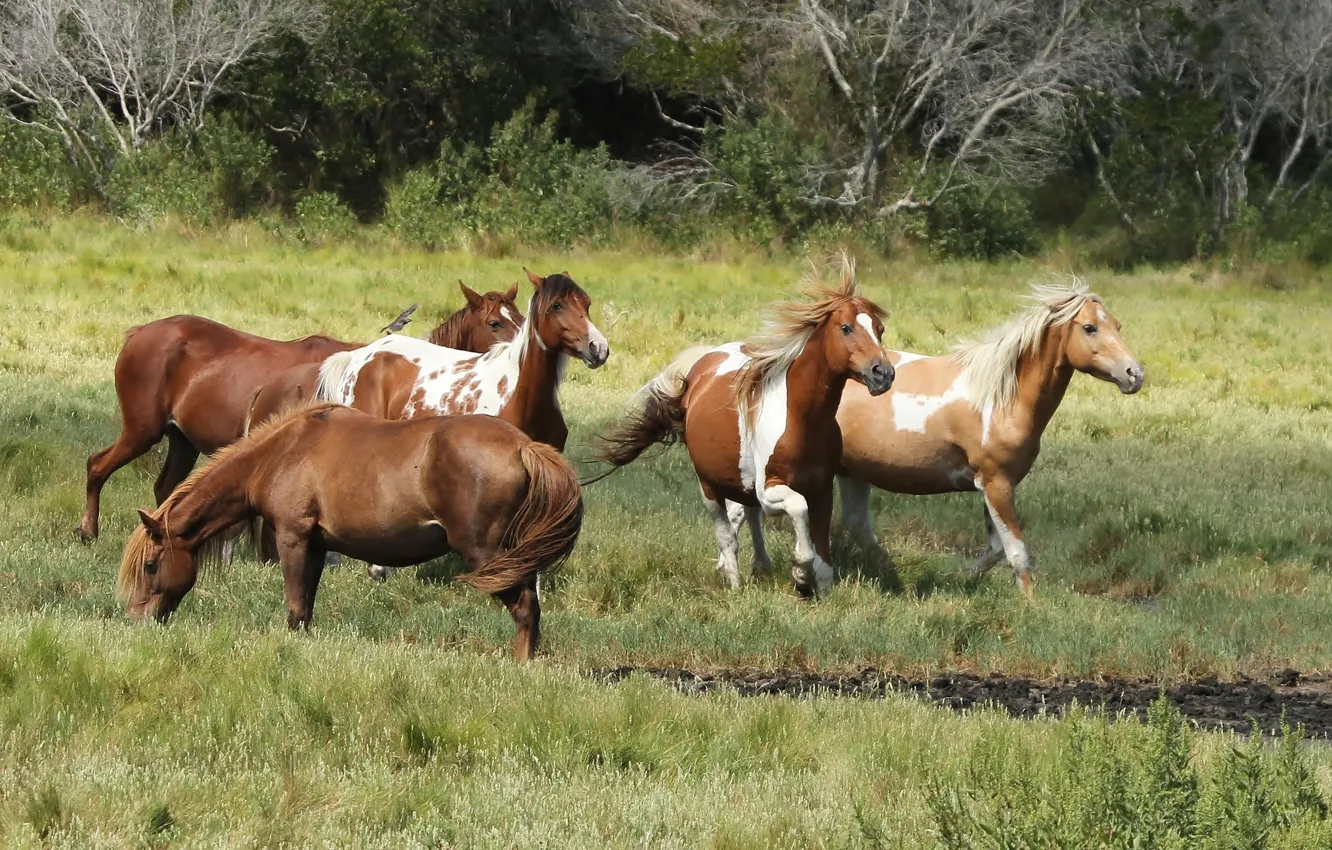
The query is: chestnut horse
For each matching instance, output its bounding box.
[117,403,583,660]
[594,259,892,596]
[245,282,524,433]
[835,280,1144,594]
[315,269,609,451]
[317,269,607,581]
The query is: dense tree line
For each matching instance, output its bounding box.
[2,0,1330,261]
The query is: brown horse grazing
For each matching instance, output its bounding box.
[117,403,583,661]
[245,282,525,434]
[316,269,609,451]
[594,259,893,596]
[77,316,372,543]
[834,279,1144,595]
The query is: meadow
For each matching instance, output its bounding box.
[1,213,1331,845]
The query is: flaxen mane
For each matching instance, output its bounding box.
[116,402,340,600]
[733,254,886,425]
[952,277,1100,412]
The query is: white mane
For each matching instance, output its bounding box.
[952,277,1100,412]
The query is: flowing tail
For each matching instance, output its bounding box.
[459,443,584,595]
[315,350,356,403]
[584,345,711,484]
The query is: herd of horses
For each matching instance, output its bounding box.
[87,258,1144,660]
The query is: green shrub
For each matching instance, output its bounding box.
[0,122,80,210]
[383,166,449,249]
[195,116,276,216]
[294,191,358,244]
[921,182,1039,260]
[103,135,215,227]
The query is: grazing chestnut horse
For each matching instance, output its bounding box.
[835,280,1144,595]
[594,260,893,596]
[245,282,524,433]
[316,269,609,451]
[117,403,583,660]
[315,268,607,581]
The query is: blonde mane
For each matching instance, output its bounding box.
[733,254,886,425]
[951,277,1101,412]
[117,402,339,600]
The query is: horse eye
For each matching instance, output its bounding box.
[489,321,501,330]
[144,560,158,576]
[840,324,852,335]
[1083,324,1097,335]
[551,301,563,311]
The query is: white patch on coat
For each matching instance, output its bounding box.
[981,399,994,446]
[890,374,969,433]
[891,350,928,366]
[856,313,875,336]
[710,342,747,376]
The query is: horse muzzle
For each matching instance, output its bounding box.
[862,360,895,396]
[581,338,610,368]
[1116,362,1145,395]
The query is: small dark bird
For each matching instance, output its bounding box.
[381,303,419,334]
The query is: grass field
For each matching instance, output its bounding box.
[1,213,1331,845]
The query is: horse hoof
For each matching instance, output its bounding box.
[75,526,95,545]
[794,582,816,600]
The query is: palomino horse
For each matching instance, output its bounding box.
[316,269,609,451]
[315,268,607,580]
[117,403,583,661]
[245,282,524,432]
[835,279,1144,594]
[594,259,893,596]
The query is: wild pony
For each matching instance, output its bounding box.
[117,403,583,661]
[245,282,524,433]
[315,269,609,451]
[593,258,893,597]
[834,278,1144,595]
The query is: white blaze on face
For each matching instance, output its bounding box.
[1096,307,1109,324]
[502,306,519,325]
[856,312,876,338]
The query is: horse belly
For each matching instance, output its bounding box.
[842,433,974,495]
[323,524,450,568]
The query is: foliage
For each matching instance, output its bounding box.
[0,121,81,210]
[294,191,358,244]
[926,698,1331,849]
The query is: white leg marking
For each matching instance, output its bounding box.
[703,490,741,590]
[760,484,834,594]
[368,563,393,581]
[981,491,1030,577]
[837,476,875,544]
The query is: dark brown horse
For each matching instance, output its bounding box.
[117,403,583,660]
[245,282,524,433]
[594,258,892,597]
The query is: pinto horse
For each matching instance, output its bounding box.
[835,280,1145,594]
[594,259,892,596]
[316,269,609,451]
[117,403,583,660]
[245,282,524,432]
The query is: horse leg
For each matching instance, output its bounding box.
[153,426,200,505]
[277,529,326,630]
[496,579,541,661]
[807,486,837,596]
[367,563,395,582]
[78,417,165,542]
[701,484,741,589]
[978,476,1033,596]
[837,475,876,546]
[967,503,1006,575]
[743,504,771,574]
[759,484,832,598]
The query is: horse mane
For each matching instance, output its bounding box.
[733,254,885,426]
[951,277,1101,412]
[116,402,340,600]
[428,289,524,348]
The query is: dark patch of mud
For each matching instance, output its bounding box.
[594,666,1332,738]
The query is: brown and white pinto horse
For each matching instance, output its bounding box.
[117,403,583,661]
[245,282,524,433]
[315,269,609,452]
[835,280,1144,595]
[595,260,893,596]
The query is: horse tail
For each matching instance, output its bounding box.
[459,443,583,596]
[315,350,355,402]
[583,345,709,484]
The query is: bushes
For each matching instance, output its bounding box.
[920,697,1331,850]
[0,122,82,211]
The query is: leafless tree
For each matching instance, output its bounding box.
[791,0,1127,215]
[0,0,321,180]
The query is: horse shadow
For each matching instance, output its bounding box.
[831,528,988,599]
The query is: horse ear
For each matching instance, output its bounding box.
[137,509,163,541]
[504,282,519,302]
[523,267,544,289]
[458,281,484,308]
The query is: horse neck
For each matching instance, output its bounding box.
[1009,325,1075,440]
[781,331,849,427]
[165,456,253,550]
[502,324,565,437]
